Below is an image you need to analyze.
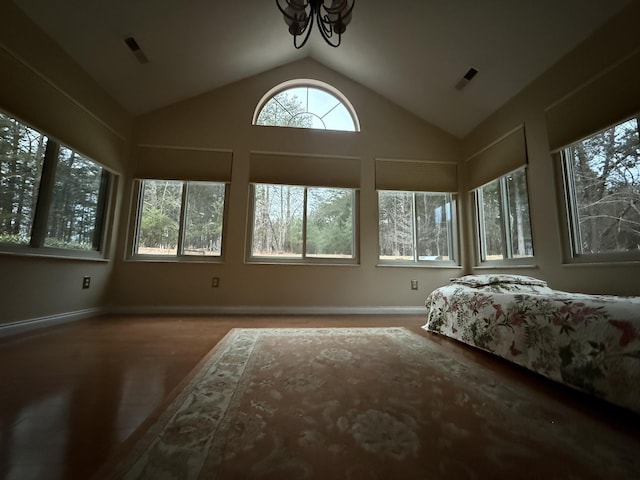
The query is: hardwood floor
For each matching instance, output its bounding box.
[0,314,638,479]
[0,315,425,479]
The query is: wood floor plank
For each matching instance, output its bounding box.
[0,314,637,479]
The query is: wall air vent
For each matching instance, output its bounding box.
[124,36,149,64]
[455,67,478,91]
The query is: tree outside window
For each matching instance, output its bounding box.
[562,116,640,257]
[378,191,456,263]
[254,81,359,132]
[0,111,111,254]
[475,168,533,262]
[250,184,356,262]
[134,180,226,258]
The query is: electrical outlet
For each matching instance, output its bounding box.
[211,276,220,288]
[411,279,418,290]
[82,276,91,289]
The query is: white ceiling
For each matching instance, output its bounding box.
[12,0,634,138]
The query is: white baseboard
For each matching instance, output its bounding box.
[108,305,427,316]
[0,306,426,338]
[0,307,104,338]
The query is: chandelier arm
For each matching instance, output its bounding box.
[294,18,314,49]
[276,0,353,49]
[317,13,340,48]
[275,0,314,49]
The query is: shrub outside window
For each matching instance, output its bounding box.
[559,115,640,261]
[0,111,111,255]
[378,191,457,264]
[475,167,533,263]
[250,184,356,263]
[133,180,226,258]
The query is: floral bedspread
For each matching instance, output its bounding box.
[423,282,640,413]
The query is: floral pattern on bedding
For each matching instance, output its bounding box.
[423,283,640,413]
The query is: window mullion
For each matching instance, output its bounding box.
[320,101,340,120]
[412,193,418,262]
[563,148,582,255]
[448,195,457,262]
[302,187,308,259]
[30,140,59,248]
[132,180,144,255]
[352,190,358,262]
[91,170,110,251]
[475,190,487,261]
[177,182,188,255]
[499,178,512,259]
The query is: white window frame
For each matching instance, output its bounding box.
[129,179,229,262]
[252,78,360,132]
[555,114,640,264]
[0,110,115,260]
[377,190,458,266]
[473,167,534,266]
[247,183,359,265]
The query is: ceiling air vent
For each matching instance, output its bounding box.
[455,67,478,91]
[124,36,149,64]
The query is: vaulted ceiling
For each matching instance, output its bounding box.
[12,0,634,137]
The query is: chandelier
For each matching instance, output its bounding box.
[276,0,355,49]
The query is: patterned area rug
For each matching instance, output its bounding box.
[99,328,639,479]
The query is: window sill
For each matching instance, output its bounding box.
[126,255,224,264]
[0,246,108,262]
[473,264,538,270]
[245,257,359,266]
[562,260,640,268]
[377,262,462,269]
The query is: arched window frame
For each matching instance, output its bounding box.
[252,79,361,132]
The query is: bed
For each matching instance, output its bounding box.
[423,274,640,414]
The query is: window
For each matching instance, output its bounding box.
[250,184,356,263]
[253,79,359,132]
[474,167,533,262]
[558,115,640,261]
[0,111,112,255]
[133,180,227,258]
[378,191,456,264]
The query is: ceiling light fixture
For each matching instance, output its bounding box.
[276,0,354,49]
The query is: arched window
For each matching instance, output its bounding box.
[253,79,360,132]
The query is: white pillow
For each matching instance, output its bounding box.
[451,274,547,287]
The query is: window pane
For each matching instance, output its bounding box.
[256,98,292,127]
[506,169,533,257]
[252,184,304,258]
[0,113,46,245]
[568,118,640,254]
[308,88,338,118]
[136,180,183,255]
[416,193,453,261]
[322,103,355,132]
[307,187,354,258]
[183,182,225,256]
[283,88,307,114]
[257,91,312,129]
[45,146,106,250]
[255,83,357,132]
[479,180,504,260]
[378,191,414,261]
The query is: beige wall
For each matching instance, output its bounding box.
[462,1,640,295]
[109,58,463,313]
[3,0,640,325]
[0,1,131,326]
